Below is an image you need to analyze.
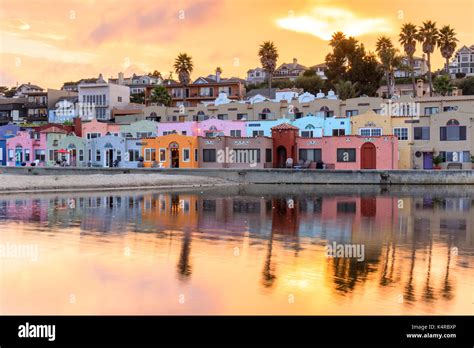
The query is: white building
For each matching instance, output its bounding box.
[394,55,428,78]
[309,63,328,80]
[78,74,130,120]
[109,72,162,94]
[246,67,267,85]
[449,45,474,77]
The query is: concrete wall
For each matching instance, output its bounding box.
[1,167,473,185]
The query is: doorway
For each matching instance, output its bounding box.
[171,148,180,168]
[423,152,433,169]
[361,142,376,169]
[276,146,287,168]
[105,149,114,167]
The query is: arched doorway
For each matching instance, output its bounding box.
[276,146,287,168]
[170,142,180,168]
[361,142,376,169]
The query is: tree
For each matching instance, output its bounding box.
[376,36,402,98]
[457,77,474,95]
[399,23,418,97]
[130,92,145,104]
[294,75,324,95]
[335,80,358,100]
[258,41,279,97]
[437,25,458,75]
[417,21,439,96]
[173,53,194,106]
[149,70,162,78]
[149,86,172,106]
[303,69,316,77]
[433,75,453,96]
[325,32,383,97]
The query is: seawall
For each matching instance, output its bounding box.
[1,167,474,185]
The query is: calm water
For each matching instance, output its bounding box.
[0,185,473,315]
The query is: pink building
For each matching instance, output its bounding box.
[82,119,121,139]
[157,119,247,137]
[295,135,398,170]
[6,131,47,166]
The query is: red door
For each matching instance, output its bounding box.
[361,143,376,169]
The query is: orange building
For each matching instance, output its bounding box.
[141,134,199,168]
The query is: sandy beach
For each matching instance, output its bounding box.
[0,173,233,193]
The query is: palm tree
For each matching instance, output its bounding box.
[376,36,401,98]
[150,85,172,106]
[173,53,194,107]
[433,75,454,96]
[437,25,458,75]
[335,80,358,100]
[417,21,439,96]
[399,23,418,97]
[258,41,279,98]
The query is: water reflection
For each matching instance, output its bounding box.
[0,185,473,314]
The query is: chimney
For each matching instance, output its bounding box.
[73,117,82,137]
[293,58,297,67]
[216,70,221,83]
[416,79,424,98]
[118,72,124,85]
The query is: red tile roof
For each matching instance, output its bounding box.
[271,123,299,130]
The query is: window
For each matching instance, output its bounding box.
[183,148,190,162]
[345,110,359,117]
[8,149,14,161]
[252,130,264,137]
[237,113,247,120]
[439,151,471,163]
[393,127,408,140]
[182,131,187,135]
[265,149,272,163]
[337,149,356,162]
[96,150,101,161]
[118,96,122,102]
[49,150,54,161]
[424,107,439,115]
[203,149,216,162]
[194,149,198,161]
[440,119,466,141]
[443,106,458,112]
[301,131,313,138]
[53,140,58,146]
[299,149,322,162]
[88,149,91,161]
[230,130,241,137]
[25,149,31,162]
[128,149,140,161]
[34,150,45,162]
[144,148,156,162]
[136,132,152,139]
[359,128,382,136]
[414,127,430,140]
[117,150,122,162]
[159,148,166,162]
[79,150,84,161]
[87,133,101,139]
[332,129,345,136]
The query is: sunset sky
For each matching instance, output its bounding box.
[1,0,473,89]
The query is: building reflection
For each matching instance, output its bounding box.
[0,188,472,308]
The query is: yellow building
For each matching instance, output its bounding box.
[142,134,199,168]
[351,110,413,169]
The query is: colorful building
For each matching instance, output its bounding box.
[198,136,273,169]
[120,120,157,138]
[272,123,398,170]
[82,119,121,139]
[142,134,199,168]
[6,131,47,166]
[0,139,6,166]
[87,134,127,167]
[43,126,70,166]
[157,119,247,137]
[58,134,87,167]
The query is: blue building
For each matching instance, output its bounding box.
[0,124,20,139]
[245,115,351,137]
[0,139,6,166]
